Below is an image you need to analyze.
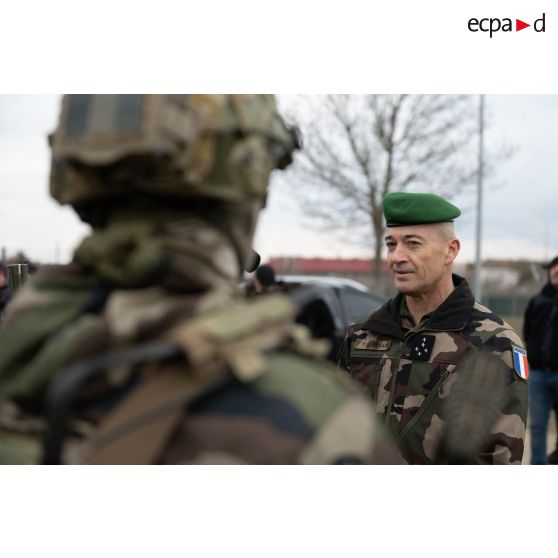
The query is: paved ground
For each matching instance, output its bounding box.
[523,412,557,465]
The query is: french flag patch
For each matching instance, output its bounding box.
[513,346,529,381]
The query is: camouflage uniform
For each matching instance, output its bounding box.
[0,95,398,465]
[340,274,528,464]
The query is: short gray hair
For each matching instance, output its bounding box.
[435,222,456,242]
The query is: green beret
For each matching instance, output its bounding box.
[383,192,461,227]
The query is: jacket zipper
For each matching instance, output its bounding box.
[371,362,383,401]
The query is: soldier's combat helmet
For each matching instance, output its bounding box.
[49,94,300,218]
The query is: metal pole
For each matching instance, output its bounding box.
[544,219,549,263]
[473,95,484,302]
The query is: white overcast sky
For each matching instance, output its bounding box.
[0,94,556,265]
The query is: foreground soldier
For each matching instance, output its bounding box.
[339,192,528,464]
[0,95,398,465]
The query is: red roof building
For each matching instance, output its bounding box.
[267,257,388,275]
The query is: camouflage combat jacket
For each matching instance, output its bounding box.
[0,264,398,465]
[340,275,528,464]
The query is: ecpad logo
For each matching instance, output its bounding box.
[468,13,546,37]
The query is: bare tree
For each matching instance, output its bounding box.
[281,95,480,277]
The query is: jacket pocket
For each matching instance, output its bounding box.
[397,364,454,443]
[348,349,385,400]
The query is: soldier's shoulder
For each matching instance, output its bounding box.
[466,301,523,346]
[180,294,381,463]
[464,301,526,375]
[259,350,380,463]
[263,349,361,400]
[171,292,345,391]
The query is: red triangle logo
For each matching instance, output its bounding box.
[516,19,530,31]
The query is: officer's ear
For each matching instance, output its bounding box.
[446,238,460,264]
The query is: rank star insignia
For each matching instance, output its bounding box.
[410,335,435,361]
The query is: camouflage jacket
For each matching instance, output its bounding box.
[339,275,528,464]
[0,263,398,465]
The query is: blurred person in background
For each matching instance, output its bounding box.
[253,264,280,294]
[524,255,558,464]
[244,263,280,296]
[0,264,11,321]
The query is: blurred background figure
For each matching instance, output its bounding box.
[0,264,11,322]
[524,255,558,464]
[253,264,280,294]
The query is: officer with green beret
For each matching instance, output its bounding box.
[339,192,529,464]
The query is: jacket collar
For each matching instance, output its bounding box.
[357,274,475,339]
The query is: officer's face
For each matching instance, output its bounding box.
[549,264,558,289]
[385,224,459,296]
